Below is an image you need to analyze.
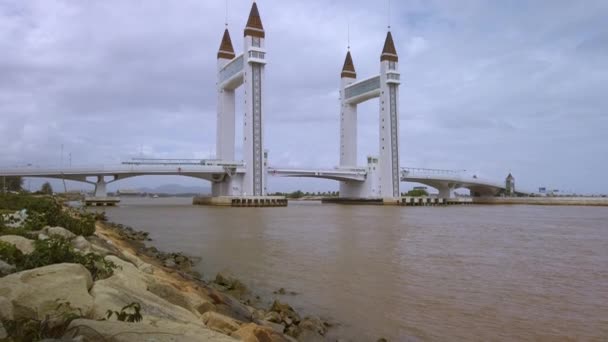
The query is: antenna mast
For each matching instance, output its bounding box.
[347,20,350,50]
[225,0,228,27]
[388,0,391,30]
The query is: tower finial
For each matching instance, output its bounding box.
[381,31,398,62]
[217,28,235,59]
[341,50,356,78]
[244,1,265,38]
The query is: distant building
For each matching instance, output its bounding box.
[505,173,515,196]
[116,189,140,196]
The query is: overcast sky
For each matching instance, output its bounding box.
[1,0,607,194]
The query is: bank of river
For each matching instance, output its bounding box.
[104,197,608,341]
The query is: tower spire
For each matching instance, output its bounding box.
[217,28,235,59]
[244,1,265,38]
[341,51,356,78]
[380,31,398,62]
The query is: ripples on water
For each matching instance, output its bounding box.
[104,198,608,341]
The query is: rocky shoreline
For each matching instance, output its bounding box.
[99,220,334,341]
[0,198,335,341]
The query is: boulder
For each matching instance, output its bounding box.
[201,311,242,335]
[255,319,286,334]
[215,272,247,293]
[65,319,236,342]
[0,263,93,320]
[0,321,6,340]
[269,300,301,325]
[299,316,327,336]
[231,323,291,342]
[71,236,92,252]
[0,260,15,276]
[87,236,122,256]
[264,311,282,323]
[90,256,202,324]
[121,250,154,274]
[38,233,50,241]
[297,329,325,342]
[3,209,27,228]
[0,235,35,255]
[43,226,76,240]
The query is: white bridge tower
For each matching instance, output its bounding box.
[338,31,401,199]
[213,2,267,197]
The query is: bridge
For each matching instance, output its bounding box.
[0,2,518,205]
[267,166,513,198]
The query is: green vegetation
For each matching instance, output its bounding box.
[0,240,25,266]
[405,189,429,197]
[106,302,143,323]
[0,193,95,236]
[269,190,339,199]
[0,237,117,281]
[1,176,23,192]
[40,182,54,195]
[2,302,84,341]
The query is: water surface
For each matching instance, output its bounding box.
[104,198,608,341]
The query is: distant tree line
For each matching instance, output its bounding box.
[268,190,339,199]
[2,176,23,193]
[1,177,54,196]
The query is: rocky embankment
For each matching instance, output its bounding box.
[0,201,332,341]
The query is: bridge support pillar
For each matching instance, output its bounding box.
[94,176,108,197]
[437,183,456,199]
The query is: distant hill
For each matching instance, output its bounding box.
[135,184,211,195]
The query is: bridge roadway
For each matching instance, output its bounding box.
[0,164,510,198]
[267,167,508,197]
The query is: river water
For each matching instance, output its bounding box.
[103,197,608,341]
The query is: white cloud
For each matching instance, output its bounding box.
[0,0,607,193]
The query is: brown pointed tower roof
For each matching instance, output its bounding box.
[380,31,398,62]
[341,51,357,78]
[244,2,265,38]
[217,28,236,59]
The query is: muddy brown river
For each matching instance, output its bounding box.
[103,198,608,341]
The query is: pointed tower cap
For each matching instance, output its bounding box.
[380,31,398,62]
[341,51,357,78]
[506,173,514,180]
[244,2,265,38]
[217,28,236,59]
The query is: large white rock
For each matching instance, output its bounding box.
[231,323,291,342]
[201,311,242,335]
[90,256,202,324]
[43,226,77,240]
[71,236,92,252]
[0,260,15,276]
[3,209,27,228]
[0,263,93,320]
[66,319,236,342]
[0,235,35,255]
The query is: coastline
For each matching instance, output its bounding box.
[95,219,334,340]
[0,197,334,341]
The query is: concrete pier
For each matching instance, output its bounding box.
[193,196,287,207]
[473,197,608,206]
[84,197,120,206]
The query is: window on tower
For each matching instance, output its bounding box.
[389,61,396,70]
[252,37,261,47]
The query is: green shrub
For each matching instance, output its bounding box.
[2,301,84,340]
[0,194,95,236]
[18,238,117,281]
[106,302,143,323]
[0,240,25,266]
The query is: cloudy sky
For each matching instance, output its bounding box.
[1,0,607,194]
